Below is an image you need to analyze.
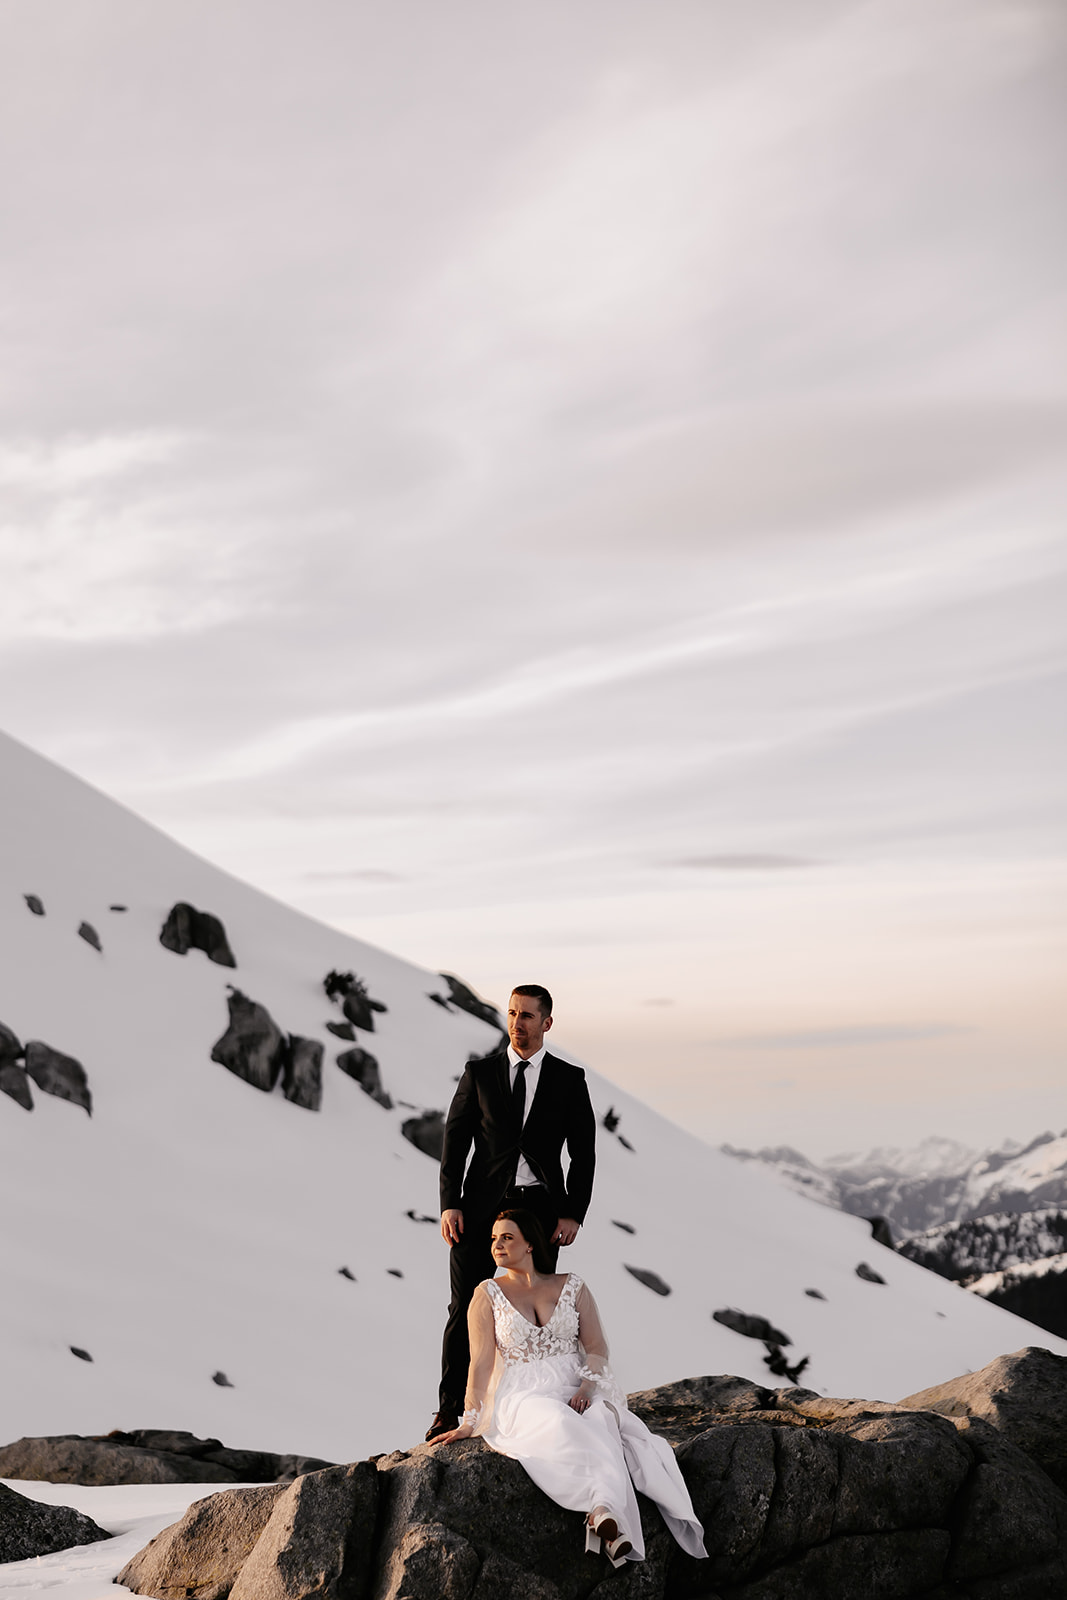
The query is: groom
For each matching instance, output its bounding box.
[426,984,597,1441]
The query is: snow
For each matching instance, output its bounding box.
[0,1479,233,1599]
[969,1253,1067,1297]
[2,723,1066,1527]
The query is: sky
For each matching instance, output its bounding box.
[1,0,1064,1161]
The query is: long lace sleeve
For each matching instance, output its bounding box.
[461,1282,498,1428]
[576,1281,627,1412]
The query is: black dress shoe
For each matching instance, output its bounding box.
[425,1408,460,1442]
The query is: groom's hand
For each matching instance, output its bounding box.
[554,1217,579,1246]
[441,1208,464,1245]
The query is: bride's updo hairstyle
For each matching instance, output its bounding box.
[496,1208,555,1274]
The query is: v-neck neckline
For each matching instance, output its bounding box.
[492,1272,571,1329]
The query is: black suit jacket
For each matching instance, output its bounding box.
[439,1045,596,1223]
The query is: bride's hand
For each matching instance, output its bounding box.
[568,1391,592,1414]
[430,1423,474,1445]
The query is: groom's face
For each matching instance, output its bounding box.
[508,992,552,1057]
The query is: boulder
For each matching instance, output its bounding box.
[117,1482,284,1598]
[0,1480,110,1563]
[625,1265,672,1296]
[23,1039,92,1114]
[0,1019,23,1063]
[0,1435,240,1486]
[337,1047,393,1109]
[78,919,102,951]
[160,902,237,967]
[283,1035,323,1111]
[326,1020,357,1041]
[24,892,44,914]
[211,990,287,1093]
[401,1109,445,1160]
[440,975,505,1033]
[0,1061,33,1110]
[229,1461,379,1600]
[712,1309,792,1345]
[900,1345,1067,1496]
[113,1373,1067,1600]
[856,1261,887,1284]
[0,1430,335,1486]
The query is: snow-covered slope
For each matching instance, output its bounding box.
[3,729,1065,1466]
[725,1134,1067,1237]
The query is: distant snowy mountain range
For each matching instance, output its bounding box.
[722,1132,1067,1237]
[722,1135,1067,1340]
[3,728,1065,1469]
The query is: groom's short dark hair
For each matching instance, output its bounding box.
[511,983,553,1018]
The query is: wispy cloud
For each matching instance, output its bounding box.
[668,854,821,871]
[719,1024,969,1050]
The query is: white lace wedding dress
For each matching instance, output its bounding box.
[468,1272,707,1565]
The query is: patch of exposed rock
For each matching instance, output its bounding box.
[0,1481,110,1563]
[24,1039,92,1114]
[115,1361,1067,1600]
[160,901,237,967]
[439,974,505,1034]
[282,1035,323,1111]
[0,1061,33,1109]
[337,1046,393,1109]
[0,1430,334,1487]
[401,1109,445,1160]
[211,989,288,1093]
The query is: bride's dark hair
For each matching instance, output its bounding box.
[495,1208,555,1274]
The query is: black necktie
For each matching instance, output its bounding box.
[512,1058,528,1126]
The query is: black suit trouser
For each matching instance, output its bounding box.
[439,1187,560,1411]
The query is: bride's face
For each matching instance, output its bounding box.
[491,1220,533,1272]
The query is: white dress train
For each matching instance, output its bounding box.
[470,1273,707,1565]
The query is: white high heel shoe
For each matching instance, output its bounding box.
[585,1507,633,1567]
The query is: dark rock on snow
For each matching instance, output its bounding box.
[0,1430,334,1487]
[77,920,102,951]
[401,1109,445,1160]
[624,1265,672,1296]
[326,1019,357,1041]
[211,990,287,1094]
[0,1020,24,1063]
[70,1346,93,1362]
[24,893,45,914]
[282,1035,323,1112]
[115,1359,1067,1600]
[110,903,128,911]
[213,1371,235,1388]
[337,1047,393,1109]
[24,1039,92,1114]
[0,1061,33,1109]
[440,974,505,1033]
[712,1308,792,1345]
[856,1260,887,1284]
[0,1480,110,1564]
[160,901,237,967]
[805,1287,827,1299]
[339,1266,357,1281]
[612,1219,636,1234]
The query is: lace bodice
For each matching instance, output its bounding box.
[485,1272,582,1365]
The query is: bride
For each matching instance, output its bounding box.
[430,1208,707,1569]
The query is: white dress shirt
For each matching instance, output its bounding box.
[507,1042,547,1189]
